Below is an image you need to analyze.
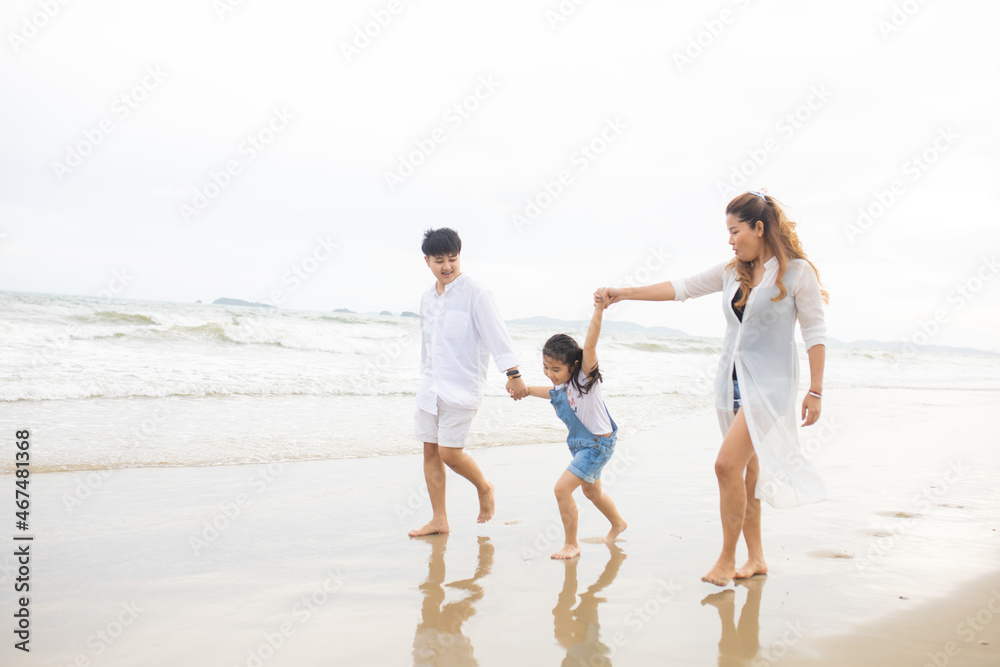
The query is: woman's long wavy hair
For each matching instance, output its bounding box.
[543,334,601,395]
[726,192,829,309]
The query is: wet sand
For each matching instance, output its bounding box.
[3,386,998,666]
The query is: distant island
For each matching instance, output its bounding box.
[379,310,393,316]
[509,316,687,338]
[334,308,355,314]
[401,311,418,318]
[212,298,275,309]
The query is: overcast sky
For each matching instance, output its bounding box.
[1,0,998,351]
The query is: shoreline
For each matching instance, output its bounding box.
[2,386,997,665]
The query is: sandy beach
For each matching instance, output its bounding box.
[4,386,999,666]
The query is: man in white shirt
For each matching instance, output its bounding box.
[409,228,528,537]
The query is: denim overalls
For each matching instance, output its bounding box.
[549,386,618,484]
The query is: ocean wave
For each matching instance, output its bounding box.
[23,309,403,355]
[613,340,721,354]
[0,381,421,402]
[91,310,159,325]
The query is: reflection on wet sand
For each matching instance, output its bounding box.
[701,577,767,667]
[553,544,627,666]
[412,535,494,667]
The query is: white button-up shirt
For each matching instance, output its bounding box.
[417,274,520,414]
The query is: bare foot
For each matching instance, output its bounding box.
[701,559,736,587]
[600,520,628,544]
[408,520,449,537]
[477,482,495,524]
[734,558,768,579]
[551,544,581,560]
[700,588,735,608]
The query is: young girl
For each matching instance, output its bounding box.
[522,300,628,559]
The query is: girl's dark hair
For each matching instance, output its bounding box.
[543,334,602,395]
[421,227,462,256]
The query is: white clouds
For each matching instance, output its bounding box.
[0,0,998,351]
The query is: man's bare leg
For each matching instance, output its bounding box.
[409,442,450,536]
[439,447,495,524]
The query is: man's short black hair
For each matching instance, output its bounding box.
[421,228,462,257]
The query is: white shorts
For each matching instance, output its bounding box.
[415,400,478,449]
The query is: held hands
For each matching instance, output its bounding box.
[506,375,528,401]
[593,287,624,309]
[801,393,821,426]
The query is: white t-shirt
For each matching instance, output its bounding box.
[557,370,613,436]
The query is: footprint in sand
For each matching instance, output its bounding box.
[579,537,627,544]
[861,529,893,538]
[875,511,921,519]
[807,550,854,559]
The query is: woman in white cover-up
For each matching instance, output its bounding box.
[597,190,828,587]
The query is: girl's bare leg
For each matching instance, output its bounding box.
[735,454,768,578]
[703,408,756,586]
[581,479,628,543]
[552,470,584,559]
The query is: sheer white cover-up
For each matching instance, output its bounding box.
[673,257,827,509]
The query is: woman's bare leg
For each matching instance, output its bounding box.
[735,454,768,578]
[703,408,756,586]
